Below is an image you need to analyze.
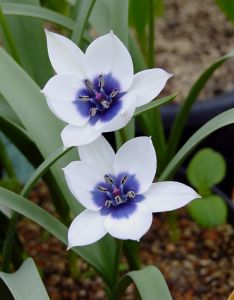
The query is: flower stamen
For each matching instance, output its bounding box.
[104,174,114,184]
[97,186,107,192]
[104,200,112,208]
[101,100,110,108]
[127,191,136,199]
[89,107,97,117]
[110,88,119,98]
[121,174,128,185]
[78,95,90,101]
[85,79,94,92]
[98,74,105,89]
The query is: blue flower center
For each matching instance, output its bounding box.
[91,172,144,210]
[99,174,137,208]
[74,73,124,125]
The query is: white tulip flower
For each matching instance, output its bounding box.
[42,31,171,147]
[63,136,200,247]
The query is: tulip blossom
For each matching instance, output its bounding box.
[42,30,171,147]
[64,136,200,247]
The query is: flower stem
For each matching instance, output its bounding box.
[113,239,123,282]
[0,137,16,179]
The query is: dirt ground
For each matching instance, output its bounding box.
[156,0,234,102]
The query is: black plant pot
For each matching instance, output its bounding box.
[160,92,234,195]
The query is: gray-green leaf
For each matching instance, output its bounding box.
[0,258,50,300]
[188,195,227,228]
[187,148,226,193]
[114,266,172,300]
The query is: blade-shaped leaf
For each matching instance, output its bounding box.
[0,47,80,215]
[216,0,234,23]
[0,0,52,87]
[0,258,50,300]
[114,266,172,300]
[167,51,234,159]
[134,93,177,118]
[0,3,74,30]
[71,0,96,45]
[0,95,43,167]
[160,108,234,180]
[0,188,116,287]
[21,146,73,197]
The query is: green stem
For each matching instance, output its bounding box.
[139,109,167,175]
[123,240,141,271]
[0,138,16,178]
[148,0,155,68]
[113,239,123,283]
[2,213,20,272]
[0,7,21,64]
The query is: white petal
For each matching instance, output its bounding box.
[95,93,136,133]
[84,32,134,91]
[130,68,172,107]
[45,30,85,78]
[78,135,115,173]
[114,137,156,193]
[42,75,89,126]
[68,210,107,248]
[63,161,104,211]
[61,124,101,147]
[104,202,152,241]
[144,181,200,212]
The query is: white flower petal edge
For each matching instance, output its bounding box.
[45,30,85,78]
[84,32,134,91]
[63,161,104,211]
[114,137,156,193]
[144,181,201,212]
[78,135,115,174]
[104,202,153,241]
[129,68,172,107]
[42,75,88,126]
[61,124,101,148]
[68,210,107,248]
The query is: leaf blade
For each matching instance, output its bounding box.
[114,266,172,300]
[0,258,50,300]
[160,108,234,180]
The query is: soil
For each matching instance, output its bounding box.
[16,182,234,300]
[156,0,234,103]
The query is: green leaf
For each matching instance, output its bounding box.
[21,146,73,197]
[114,266,172,300]
[111,0,129,46]
[0,258,50,300]
[0,3,74,30]
[0,188,116,287]
[166,51,234,160]
[0,96,43,167]
[160,108,234,180]
[71,0,96,45]
[0,47,80,215]
[90,0,146,70]
[215,0,234,23]
[134,93,177,118]
[187,148,226,193]
[188,195,227,228]
[0,0,52,87]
